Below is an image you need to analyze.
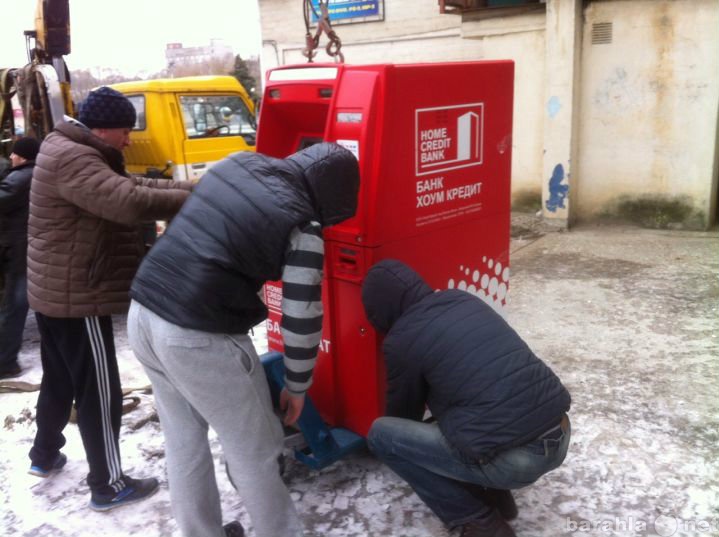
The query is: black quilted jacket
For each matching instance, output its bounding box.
[362,259,571,461]
[130,143,359,334]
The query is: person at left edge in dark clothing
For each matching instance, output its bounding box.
[0,137,41,379]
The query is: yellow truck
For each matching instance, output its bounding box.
[110,75,257,181]
[2,1,257,181]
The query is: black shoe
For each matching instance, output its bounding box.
[0,362,22,380]
[479,488,518,521]
[460,510,516,537]
[224,521,245,537]
[28,452,67,478]
[462,484,518,521]
[89,476,159,512]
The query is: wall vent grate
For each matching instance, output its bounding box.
[592,22,613,45]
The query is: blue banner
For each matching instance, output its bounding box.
[311,0,382,23]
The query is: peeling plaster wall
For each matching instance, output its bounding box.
[577,0,719,226]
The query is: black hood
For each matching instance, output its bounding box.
[361,259,433,334]
[286,142,360,227]
[7,161,35,173]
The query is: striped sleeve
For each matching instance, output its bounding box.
[281,221,324,395]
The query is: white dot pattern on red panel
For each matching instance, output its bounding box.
[447,257,510,314]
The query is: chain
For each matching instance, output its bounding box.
[302,0,344,63]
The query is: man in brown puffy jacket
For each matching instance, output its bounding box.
[26,87,191,511]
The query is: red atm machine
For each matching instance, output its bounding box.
[258,61,514,438]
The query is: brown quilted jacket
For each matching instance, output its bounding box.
[27,120,192,317]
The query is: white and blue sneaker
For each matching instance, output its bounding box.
[89,476,159,512]
[28,452,67,478]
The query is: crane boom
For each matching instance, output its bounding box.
[1,0,73,155]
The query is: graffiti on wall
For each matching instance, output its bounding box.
[546,163,569,212]
[547,96,562,119]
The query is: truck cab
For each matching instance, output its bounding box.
[110,75,256,181]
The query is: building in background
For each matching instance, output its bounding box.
[164,40,261,89]
[257,0,719,230]
[165,39,235,77]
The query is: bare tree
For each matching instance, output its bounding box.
[168,54,234,79]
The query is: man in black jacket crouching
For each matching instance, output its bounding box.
[362,259,571,537]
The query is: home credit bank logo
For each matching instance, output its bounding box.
[415,103,484,176]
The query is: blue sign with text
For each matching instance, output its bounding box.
[311,0,382,23]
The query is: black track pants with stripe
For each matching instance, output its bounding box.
[30,313,125,493]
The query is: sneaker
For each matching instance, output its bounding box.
[462,485,518,521]
[0,362,22,380]
[478,488,518,521]
[223,521,245,537]
[89,476,159,512]
[460,510,516,537]
[28,452,67,478]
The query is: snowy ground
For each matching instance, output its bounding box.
[1,222,718,537]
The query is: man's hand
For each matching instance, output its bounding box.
[279,388,305,426]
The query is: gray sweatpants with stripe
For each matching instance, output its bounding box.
[127,300,303,537]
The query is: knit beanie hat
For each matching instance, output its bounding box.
[12,137,41,161]
[78,86,136,129]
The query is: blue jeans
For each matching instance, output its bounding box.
[367,416,570,528]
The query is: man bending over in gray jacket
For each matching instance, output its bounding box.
[128,142,360,537]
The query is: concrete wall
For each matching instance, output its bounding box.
[541,0,582,223]
[258,0,719,229]
[460,13,546,211]
[258,0,547,211]
[578,0,719,228]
